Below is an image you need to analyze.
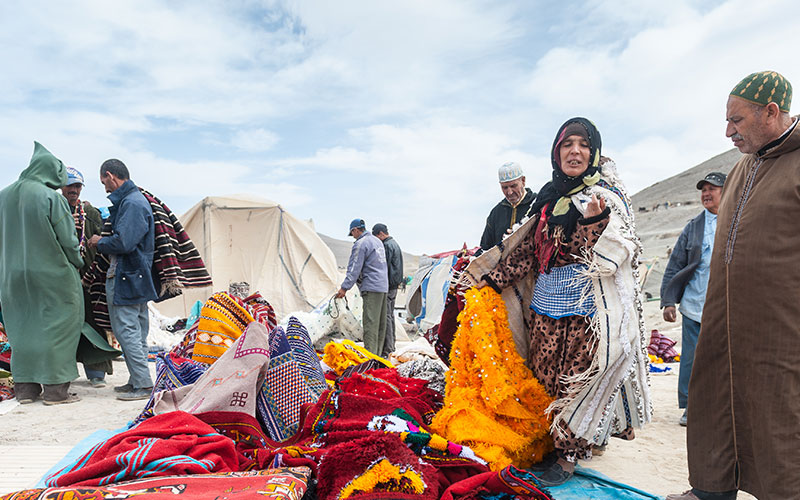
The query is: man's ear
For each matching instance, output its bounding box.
[764,101,781,120]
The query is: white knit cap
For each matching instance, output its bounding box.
[498,161,524,183]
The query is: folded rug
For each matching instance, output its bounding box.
[44,411,238,487]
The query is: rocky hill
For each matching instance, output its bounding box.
[632,148,742,298]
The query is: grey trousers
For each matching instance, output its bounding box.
[106,278,153,389]
[361,291,387,356]
[382,288,398,357]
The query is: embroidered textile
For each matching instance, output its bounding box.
[192,292,256,364]
[7,468,311,500]
[431,287,554,471]
[530,263,595,319]
[257,324,326,441]
[153,322,270,417]
[135,352,208,424]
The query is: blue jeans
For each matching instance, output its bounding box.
[106,278,153,389]
[679,314,701,409]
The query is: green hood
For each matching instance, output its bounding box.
[19,141,67,189]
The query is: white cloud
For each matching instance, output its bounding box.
[231,128,280,152]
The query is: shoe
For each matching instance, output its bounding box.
[665,491,701,500]
[89,378,107,388]
[679,410,687,427]
[592,444,607,456]
[17,397,37,404]
[114,383,134,393]
[116,388,152,401]
[42,393,81,406]
[532,458,574,487]
[527,451,558,472]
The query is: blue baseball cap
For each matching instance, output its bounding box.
[65,166,84,186]
[347,218,365,235]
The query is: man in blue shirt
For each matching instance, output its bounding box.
[336,218,389,355]
[660,172,726,426]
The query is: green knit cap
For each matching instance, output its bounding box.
[730,71,792,113]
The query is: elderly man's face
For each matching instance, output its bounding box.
[726,96,773,154]
[500,177,525,206]
[700,183,723,214]
[61,183,82,207]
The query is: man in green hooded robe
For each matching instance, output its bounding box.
[0,142,85,404]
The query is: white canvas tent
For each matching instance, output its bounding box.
[155,195,341,320]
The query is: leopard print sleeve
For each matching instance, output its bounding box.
[485,221,538,291]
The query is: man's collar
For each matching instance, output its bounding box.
[107,179,136,204]
[757,117,799,157]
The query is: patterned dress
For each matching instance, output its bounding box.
[486,211,609,460]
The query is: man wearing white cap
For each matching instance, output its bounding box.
[479,162,537,250]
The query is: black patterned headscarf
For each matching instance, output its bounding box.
[531,117,602,235]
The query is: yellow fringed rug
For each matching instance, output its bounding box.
[322,339,393,376]
[430,287,554,471]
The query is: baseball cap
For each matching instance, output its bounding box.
[65,166,85,186]
[696,172,727,190]
[347,218,365,236]
[372,223,388,235]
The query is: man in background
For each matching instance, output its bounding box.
[660,172,726,426]
[372,223,403,358]
[62,166,113,388]
[480,161,536,251]
[336,218,388,356]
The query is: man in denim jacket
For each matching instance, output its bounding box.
[660,171,726,426]
[88,159,158,401]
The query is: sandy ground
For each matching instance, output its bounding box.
[0,302,754,499]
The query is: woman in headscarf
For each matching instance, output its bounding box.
[476,117,651,485]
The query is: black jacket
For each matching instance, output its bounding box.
[480,188,536,250]
[383,236,404,289]
[660,211,706,308]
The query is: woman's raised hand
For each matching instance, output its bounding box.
[584,194,606,218]
[475,279,488,289]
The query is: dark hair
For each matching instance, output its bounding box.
[100,159,130,180]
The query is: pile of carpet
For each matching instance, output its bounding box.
[2,289,559,500]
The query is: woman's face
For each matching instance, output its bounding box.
[559,134,591,177]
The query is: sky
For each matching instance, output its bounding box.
[1,0,798,255]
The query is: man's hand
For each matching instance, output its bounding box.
[584,194,607,219]
[663,305,677,322]
[475,279,487,289]
[87,234,102,249]
[335,288,347,299]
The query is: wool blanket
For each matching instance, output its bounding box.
[82,188,212,332]
[646,330,678,362]
[316,432,440,500]
[440,465,553,500]
[9,468,311,500]
[44,411,239,487]
[431,287,554,471]
[323,339,393,375]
